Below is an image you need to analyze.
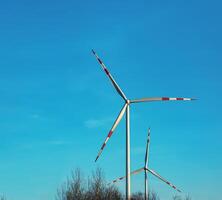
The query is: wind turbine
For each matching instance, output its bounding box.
[92,50,194,200]
[109,128,181,200]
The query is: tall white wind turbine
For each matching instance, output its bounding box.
[109,128,181,200]
[92,50,194,200]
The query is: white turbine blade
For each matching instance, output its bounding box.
[146,168,181,192]
[95,103,127,162]
[130,97,195,103]
[145,128,151,168]
[92,50,127,101]
[109,167,144,185]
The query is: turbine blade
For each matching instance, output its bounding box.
[130,97,195,103]
[109,167,144,185]
[146,168,181,192]
[95,103,127,162]
[92,50,127,101]
[145,128,151,168]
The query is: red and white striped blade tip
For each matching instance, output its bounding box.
[95,155,99,162]
[95,143,106,162]
[130,97,196,103]
[161,97,195,101]
[91,49,127,101]
[94,130,115,162]
[109,167,144,184]
[146,168,181,193]
[95,142,108,162]
[94,104,127,162]
[92,49,96,54]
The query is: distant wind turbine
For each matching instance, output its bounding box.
[109,128,181,200]
[92,50,194,200]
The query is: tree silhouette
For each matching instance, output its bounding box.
[56,168,122,200]
[56,168,191,200]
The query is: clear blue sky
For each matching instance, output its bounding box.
[0,0,221,199]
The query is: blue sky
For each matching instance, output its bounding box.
[0,0,221,199]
